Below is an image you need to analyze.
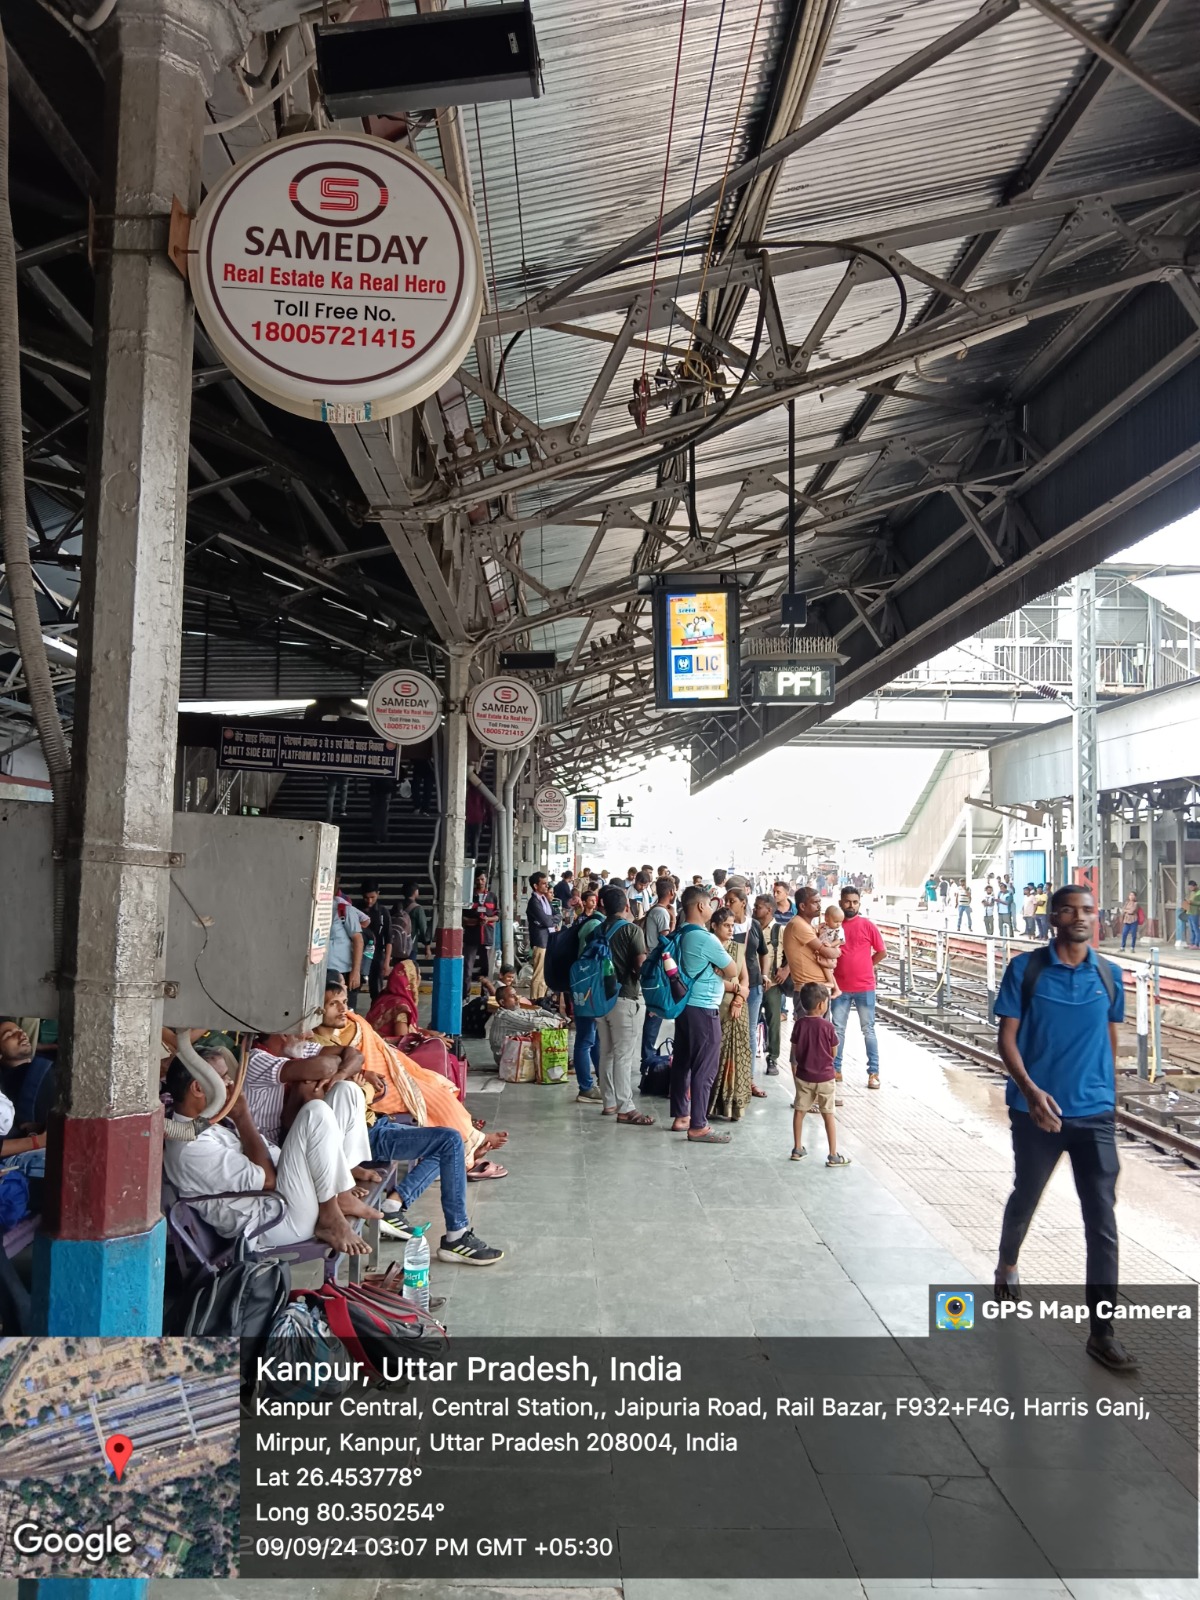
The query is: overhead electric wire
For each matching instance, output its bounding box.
[664,0,730,362]
[508,102,542,423]
[473,103,509,405]
[641,0,691,384]
[564,236,908,492]
[683,0,767,377]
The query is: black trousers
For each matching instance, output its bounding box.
[999,1109,1120,1335]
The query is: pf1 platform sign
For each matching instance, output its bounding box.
[751,660,836,705]
[189,132,483,422]
[653,580,740,710]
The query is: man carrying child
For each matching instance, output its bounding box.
[789,982,850,1167]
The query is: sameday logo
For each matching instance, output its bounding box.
[494,686,519,704]
[287,163,389,227]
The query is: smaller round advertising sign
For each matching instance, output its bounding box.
[366,669,442,744]
[468,676,543,750]
[534,784,568,827]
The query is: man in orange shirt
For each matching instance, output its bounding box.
[783,886,839,998]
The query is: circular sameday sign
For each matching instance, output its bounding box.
[534,784,568,826]
[467,676,543,750]
[190,132,483,422]
[365,669,442,744]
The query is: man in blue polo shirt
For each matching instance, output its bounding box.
[993,884,1134,1371]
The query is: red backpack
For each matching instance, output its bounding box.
[300,1279,447,1382]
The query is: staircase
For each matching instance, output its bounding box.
[267,760,495,947]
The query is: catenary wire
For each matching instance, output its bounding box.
[665,0,730,363]
[642,0,691,384]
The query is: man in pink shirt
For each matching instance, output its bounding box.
[831,887,887,1089]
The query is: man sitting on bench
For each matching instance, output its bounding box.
[0,1020,52,1183]
[163,1049,382,1258]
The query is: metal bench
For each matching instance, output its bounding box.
[164,1159,400,1290]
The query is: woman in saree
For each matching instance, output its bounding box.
[315,979,509,1178]
[365,962,420,1036]
[707,904,753,1122]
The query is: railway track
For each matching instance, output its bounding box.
[873,917,1200,1178]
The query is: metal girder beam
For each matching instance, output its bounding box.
[423,261,1176,519]
[522,0,1022,318]
[1021,0,1200,132]
[5,37,98,198]
[690,281,1200,791]
[485,169,1199,338]
[489,413,991,536]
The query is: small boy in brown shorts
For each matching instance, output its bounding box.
[790,981,851,1167]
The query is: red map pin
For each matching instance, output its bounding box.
[104,1434,133,1482]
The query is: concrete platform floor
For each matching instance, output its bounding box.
[401,1020,1200,1338]
[9,1024,1194,1600]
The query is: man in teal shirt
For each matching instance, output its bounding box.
[669,885,735,1143]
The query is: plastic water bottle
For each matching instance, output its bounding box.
[402,1223,431,1311]
[662,949,687,1003]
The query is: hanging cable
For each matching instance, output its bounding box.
[683,0,766,383]
[508,102,542,424]
[203,53,314,137]
[473,103,509,405]
[665,0,729,363]
[72,0,117,30]
[787,396,796,597]
[0,19,72,960]
[567,236,907,491]
[641,0,691,384]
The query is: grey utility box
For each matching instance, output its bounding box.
[0,802,338,1032]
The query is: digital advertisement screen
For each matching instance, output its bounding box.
[654,583,740,708]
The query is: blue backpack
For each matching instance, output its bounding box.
[570,917,620,1019]
[640,923,708,1020]
[0,1168,30,1230]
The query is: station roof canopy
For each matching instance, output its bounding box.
[4,0,1200,788]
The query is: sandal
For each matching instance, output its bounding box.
[750,1085,767,1098]
[602,1106,619,1116]
[467,1160,508,1181]
[790,1147,807,1161]
[471,1117,487,1130]
[616,1112,655,1126]
[826,1153,852,1167]
[687,1129,731,1144]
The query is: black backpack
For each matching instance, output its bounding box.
[544,913,601,993]
[1019,945,1117,1011]
[175,1235,290,1359]
[461,995,489,1038]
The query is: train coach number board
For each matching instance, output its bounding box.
[190,131,483,423]
[750,661,837,704]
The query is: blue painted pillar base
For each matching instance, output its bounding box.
[31,1221,166,1335]
[431,954,464,1034]
[19,1582,148,1600]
